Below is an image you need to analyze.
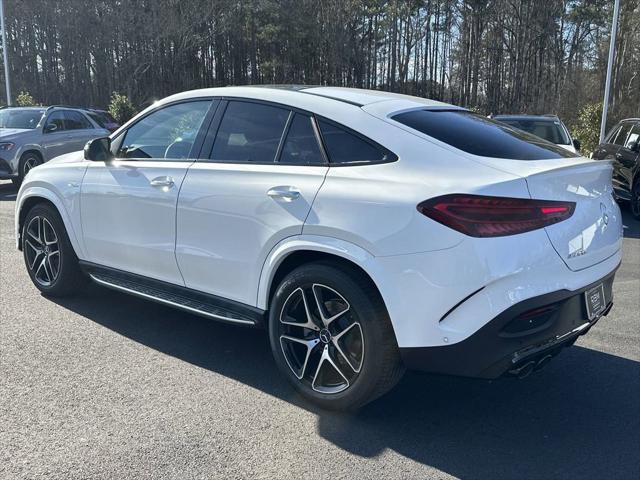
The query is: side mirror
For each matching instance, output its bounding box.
[84,137,113,162]
[573,139,581,151]
[44,123,57,133]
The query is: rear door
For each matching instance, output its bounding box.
[613,123,640,198]
[175,100,328,305]
[81,99,214,285]
[61,110,108,152]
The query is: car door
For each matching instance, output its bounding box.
[175,100,329,305]
[41,111,70,160]
[61,110,109,152]
[80,99,215,285]
[614,123,640,197]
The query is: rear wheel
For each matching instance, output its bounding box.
[631,179,640,220]
[12,152,42,187]
[22,203,85,296]
[268,262,404,410]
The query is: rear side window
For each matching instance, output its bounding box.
[392,110,577,160]
[624,124,640,149]
[87,112,108,128]
[63,111,92,130]
[210,101,289,163]
[318,120,393,164]
[278,114,325,165]
[612,123,633,146]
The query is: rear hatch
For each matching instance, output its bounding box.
[479,157,622,271]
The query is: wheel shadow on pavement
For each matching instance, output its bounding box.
[0,180,18,201]
[51,283,640,480]
[622,208,640,239]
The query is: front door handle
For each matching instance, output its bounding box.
[150,176,175,189]
[267,186,301,202]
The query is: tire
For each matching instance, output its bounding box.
[13,152,43,187]
[631,179,640,220]
[268,261,404,410]
[22,203,85,297]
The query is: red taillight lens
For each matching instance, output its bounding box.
[417,194,575,237]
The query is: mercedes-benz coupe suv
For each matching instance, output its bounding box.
[15,86,622,409]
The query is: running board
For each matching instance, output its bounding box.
[81,262,263,327]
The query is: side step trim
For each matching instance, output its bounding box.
[81,262,264,327]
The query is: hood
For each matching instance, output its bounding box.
[47,150,85,166]
[0,128,30,139]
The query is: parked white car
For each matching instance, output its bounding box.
[15,86,622,409]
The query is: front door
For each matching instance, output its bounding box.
[80,99,214,285]
[176,100,329,305]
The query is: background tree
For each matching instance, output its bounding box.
[1,0,638,134]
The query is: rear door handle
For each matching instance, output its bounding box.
[267,186,301,202]
[150,176,175,189]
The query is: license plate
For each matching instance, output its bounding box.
[585,283,606,321]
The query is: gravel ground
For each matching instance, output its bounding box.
[1,179,638,480]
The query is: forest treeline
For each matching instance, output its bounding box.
[2,0,639,128]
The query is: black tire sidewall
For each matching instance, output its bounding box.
[20,153,42,180]
[631,179,640,219]
[268,262,397,410]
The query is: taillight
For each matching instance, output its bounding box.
[417,194,575,237]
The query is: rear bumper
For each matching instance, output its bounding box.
[399,267,617,378]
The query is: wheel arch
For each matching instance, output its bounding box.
[16,188,83,258]
[257,236,394,319]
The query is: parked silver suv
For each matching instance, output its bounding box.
[0,106,111,186]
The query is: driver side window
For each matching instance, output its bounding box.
[45,111,66,132]
[117,100,212,160]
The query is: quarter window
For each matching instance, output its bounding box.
[118,101,211,160]
[278,114,324,165]
[210,101,290,163]
[624,124,640,150]
[318,120,392,164]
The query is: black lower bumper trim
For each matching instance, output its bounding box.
[400,267,618,379]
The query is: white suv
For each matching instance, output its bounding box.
[15,86,622,409]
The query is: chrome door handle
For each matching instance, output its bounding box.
[150,176,175,188]
[267,186,301,202]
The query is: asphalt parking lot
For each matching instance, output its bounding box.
[0,179,638,480]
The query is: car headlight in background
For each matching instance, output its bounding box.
[0,142,15,152]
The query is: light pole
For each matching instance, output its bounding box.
[0,0,10,106]
[599,0,621,143]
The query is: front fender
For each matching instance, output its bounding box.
[15,185,85,259]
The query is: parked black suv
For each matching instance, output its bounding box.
[593,118,640,218]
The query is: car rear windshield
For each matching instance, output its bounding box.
[0,109,44,129]
[392,109,577,160]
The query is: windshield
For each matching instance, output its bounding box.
[495,118,571,145]
[392,110,577,160]
[0,109,45,129]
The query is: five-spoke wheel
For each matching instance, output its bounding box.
[22,203,85,296]
[24,215,61,287]
[269,262,404,410]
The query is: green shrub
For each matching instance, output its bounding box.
[572,103,603,157]
[108,92,136,124]
[16,91,36,107]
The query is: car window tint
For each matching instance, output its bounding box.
[278,114,324,165]
[45,111,66,132]
[612,123,632,146]
[605,125,621,144]
[87,112,107,128]
[624,124,640,149]
[119,101,211,160]
[64,111,92,130]
[210,101,289,163]
[0,109,44,129]
[393,109,576,160]
[318,120,391,164]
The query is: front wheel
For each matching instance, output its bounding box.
[22,203,85,296]
[268,262,404,410]
[13,152,42,187]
